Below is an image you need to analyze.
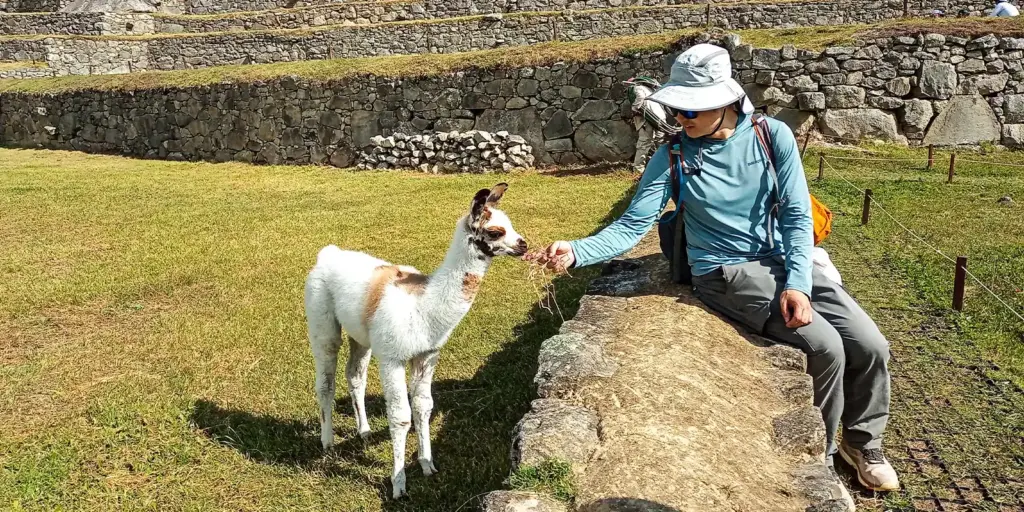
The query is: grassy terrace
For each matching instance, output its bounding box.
[806,145,1024,510]
[2,144,1023,510]
[0,149,635,511]
[0,16,1022,95]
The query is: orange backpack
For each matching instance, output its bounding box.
[750,115,833,246]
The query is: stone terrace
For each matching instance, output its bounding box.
[3,28,1023,168]
[0,0,999,77]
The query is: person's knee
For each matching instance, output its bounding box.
[800,325,846,370]
[850,324,890,365]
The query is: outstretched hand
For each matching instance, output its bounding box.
[523,241,576,273]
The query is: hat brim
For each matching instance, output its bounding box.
[648,78,754,115]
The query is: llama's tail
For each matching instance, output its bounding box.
[315,244,343,265]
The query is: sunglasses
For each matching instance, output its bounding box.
[666,106,700,119]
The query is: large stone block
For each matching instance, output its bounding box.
[1001,124,1024,148]
[923,95,1000,146]
[572,100,618,122]
[823,86,866,109]
[535,332,617,399]
[476,107,547,161]
[1005,94,1024,123]
[773,108,816,134]
[573,120,635,163]
[543,110,573,139]
[819,109,906,143]
[480,491,567,512]
[900,99,934,137]
[773,405,827,459]
[350,110,381,148]
[512,399,600,471]
[917,61,957,99]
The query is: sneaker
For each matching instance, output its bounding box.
[838,443,900,491]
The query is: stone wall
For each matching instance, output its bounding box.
[731,32,1024,146]
[2,31,1023,167]
[0,12,153,35]
[0,2,926,75]
[156,0,726,15]
[0,37,45,62]
[0,0,64,12]
[43,38,149,74]
[149,0,907,34]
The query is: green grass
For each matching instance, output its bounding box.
[804,144,1024,509]
[507,459,576,503]
[3,143,1023,510]
[0,149,635,511]
[808,144,1024,386]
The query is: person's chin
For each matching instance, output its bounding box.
[683,126,705,138]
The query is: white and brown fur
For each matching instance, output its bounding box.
[303,183,526,499]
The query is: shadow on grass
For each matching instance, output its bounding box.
[189,185,638,510]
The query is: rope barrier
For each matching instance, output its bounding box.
[821,155,929,163]
[954,157,1024,170]
[822,157,1024,324]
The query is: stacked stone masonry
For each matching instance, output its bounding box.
[0,3,882,76]
[0,0,996,76]
[3,32,1022,167]
[357,130,536,172]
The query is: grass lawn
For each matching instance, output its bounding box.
[0,149,634,511]
[3,142,1023,511]
[806,144,1024,510]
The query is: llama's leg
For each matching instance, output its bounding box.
[345,337,373,441]
[307,306,342,451]
[410,350,439,476]
[380,358,412,499]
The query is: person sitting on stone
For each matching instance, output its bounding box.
[990,0,1019,16]
[526,43,900,494]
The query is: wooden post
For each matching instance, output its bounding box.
[903,0,909,16]
[801,131,810,157]
[927,144,934,170]
[861,189,873,225]
[947,152,956,184]
[705,3,711,28]
[953,256,968,311]
[817,153,824,180]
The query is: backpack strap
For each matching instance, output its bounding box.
[662,131,685,223]
[751,114,784,249]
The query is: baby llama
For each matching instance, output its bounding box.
[303,183,527,498]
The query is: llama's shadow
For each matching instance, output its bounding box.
[189,398,383,479]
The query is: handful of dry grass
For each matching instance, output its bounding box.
[524,249,571,322]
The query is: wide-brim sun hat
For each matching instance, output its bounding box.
[648,43,755,115]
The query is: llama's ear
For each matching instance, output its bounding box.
[486,183,508,205]
[470,188,491,220]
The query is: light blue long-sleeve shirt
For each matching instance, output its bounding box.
[569,113,815,296]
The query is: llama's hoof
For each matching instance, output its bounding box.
[358,429,371,445]
[391,472,407,499]
[320,435,334,451]
[419,458,438,476]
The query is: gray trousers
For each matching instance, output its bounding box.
[691,257,891,457]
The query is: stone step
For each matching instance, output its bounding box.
[0,0,915,75]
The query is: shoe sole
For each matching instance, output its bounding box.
[838,445,900,492]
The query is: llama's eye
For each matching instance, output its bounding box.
[485,228,504,239]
